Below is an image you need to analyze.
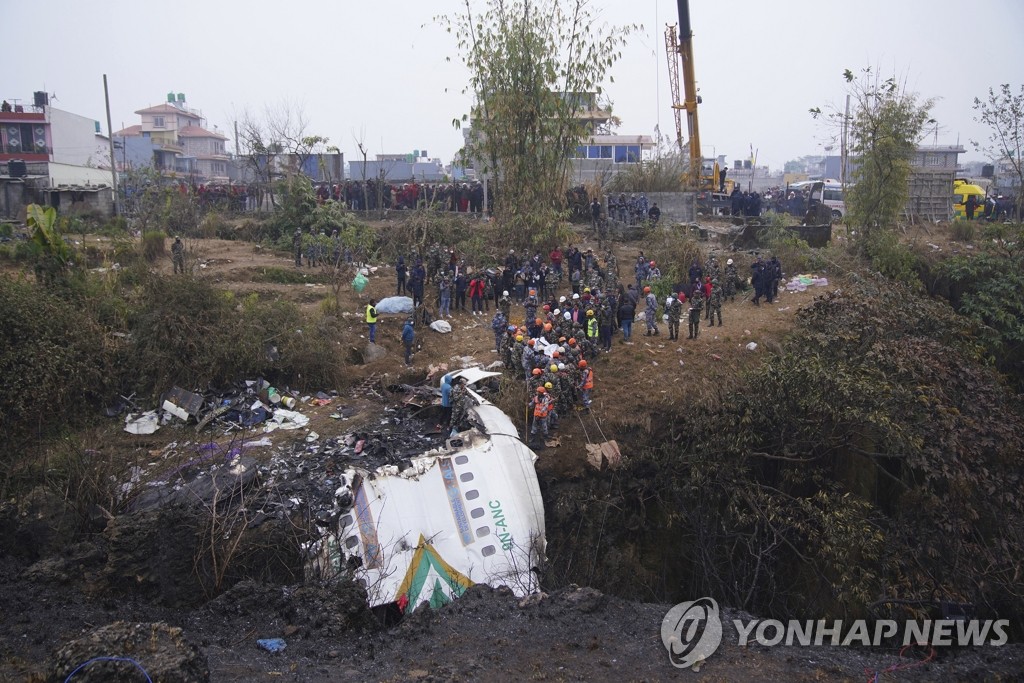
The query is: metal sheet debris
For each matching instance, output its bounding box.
[308,389,546,611]
[163,387,205,417]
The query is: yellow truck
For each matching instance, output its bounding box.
[953,179,986,220]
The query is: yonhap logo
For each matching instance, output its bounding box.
[661,597,723,669]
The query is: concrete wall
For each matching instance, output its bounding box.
[645,192,696,224]
[48,107,106,167]
[48,161,114,187]
[348,159,444,182]
[0,180,28,218]
[48,187,114,218]
[115,136,158,171]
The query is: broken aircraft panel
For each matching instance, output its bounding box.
[309,382,546,610]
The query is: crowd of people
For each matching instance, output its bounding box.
[385,242,782,446]
[314,180,491,213]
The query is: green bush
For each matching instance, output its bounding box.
[862,230,921,290]
[0,276,108,451]
[100,216,129,235]
[120,274,346,397]
[141,231,166,262]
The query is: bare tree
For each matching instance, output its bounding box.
[973,84,1024,218]
[237,102,329,211]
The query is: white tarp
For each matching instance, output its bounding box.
[375,296,415,314]
[312,393,546,610]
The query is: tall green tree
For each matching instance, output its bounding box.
[973,84,1024,219]
[441,0,635,247]
[813,68,934,236]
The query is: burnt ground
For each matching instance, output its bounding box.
[3,223,1023,681]
[2,555,1022,682]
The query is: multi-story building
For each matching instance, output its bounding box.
[115,93,231,182]
[0,91,116,218]
[0,91,112,186]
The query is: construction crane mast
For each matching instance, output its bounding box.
[666,0,718,192]
[664,26,684,155]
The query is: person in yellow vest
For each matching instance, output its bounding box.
[365,299,378,343]
[586,309,598,340]
[578,359,594,411]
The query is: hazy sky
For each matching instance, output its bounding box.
[6,0,1023,171]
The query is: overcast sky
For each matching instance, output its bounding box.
[6,0,1023,172]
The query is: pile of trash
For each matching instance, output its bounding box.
[117,380,338,436]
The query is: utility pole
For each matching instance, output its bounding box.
[103,74,119,215]
[841,94,850,190]
[357,140,369,214]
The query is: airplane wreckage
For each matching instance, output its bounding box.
[119,368,550,614]
[303,368,547,611]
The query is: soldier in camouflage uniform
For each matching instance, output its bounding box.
[555,366,574,423]
[293,228,303,267]
[688,287,704,339]
[644,287,660,336]
[603,251,619,291]
[427,243,443,284]
[667,294,684,340]
[522,340,538,380]
[509,335,525,374]
[724,259,738,302]
[490,310,507,352]
[449,377,469,432]
[707,279,723,326]
[704,255,721,284]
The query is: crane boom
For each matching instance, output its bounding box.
[676,0,703,188]
[664,26,684,155]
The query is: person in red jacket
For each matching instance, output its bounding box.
[702,276,713,320]
[469,275,486,315]
[549,247,564,279]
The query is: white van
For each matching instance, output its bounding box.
[810,180,846,220]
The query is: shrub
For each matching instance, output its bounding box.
[200,211,228,239]
[0,276,108,452]
[950,219,976,242]
[120,274,346,397]
[862,230,921,290]
[141,231,166,262]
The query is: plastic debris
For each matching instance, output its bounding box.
[352,272,368,292]
[256,638,287,654]
[746,342,758,351]
[124,411,160,435]
[429,320,453,334]
[264,409,311,433]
